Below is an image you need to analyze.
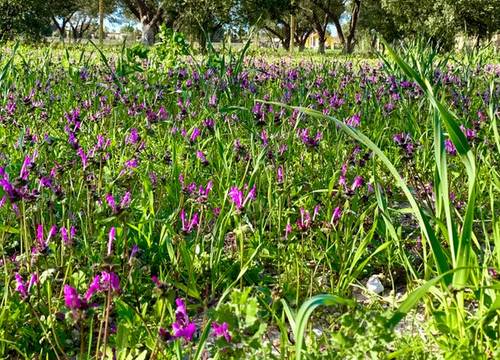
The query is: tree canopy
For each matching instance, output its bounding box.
[0,0,499,52]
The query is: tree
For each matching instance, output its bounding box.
[48,0,117,41]
[293,10,314,51]
[452,0,500,43]
[357,0,400,48]
[48,0,79,39]
[241,0,315,51]
[381,0,458,50]
[119,0,178,45]
[0,0,52,40]
[300,0,330,53]
[174,0,237,53]
[311,0,361,54]
[241,0,295,50]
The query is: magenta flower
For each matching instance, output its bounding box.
[106,193,117,213]
[351,176,364,191]
[460,125,476,140]
[345,113,361,127]
[34,224,57,253]
[212,322,231,342]
[85,276,101,302]
[260,129,269,146]
[64,285,83,309]
[180,209,199,233]
[27,273,38,291]
[277,166,284,184]
[172,298,196,341]
[19,155,33,181]
[126,128,140,144]
[209,94,218,107]
[197,180,213,202]
[189,128,201,143]
[119,191,132,209]
[14,273,27,298]
[151,275,162,287]
[77,148,88,169]
[228,184,256,211]
[298,128,322,148]
[203,118,215,129]
[100,271,120,293]
[84,272,120,302]
[313,204,321,221]
[297,208,312,231]
[196,150,208,165]
[339,175,347,188]
[444,139,457,156]
[331,207,342,224]
[124,158,138,169]
[14,273,37,299]
[285,222,292,239]
[106,192,131,214]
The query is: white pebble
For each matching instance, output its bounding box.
[366,275,384,294]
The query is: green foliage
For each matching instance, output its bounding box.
[0,0,52,40]
[211,288,268,357]
[154,25,191,67]
[0,39,498,359]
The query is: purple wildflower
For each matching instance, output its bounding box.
[228,184,256,211]
[351,176,364,191]
[196,150,208,165]
[106,193,117,213]
[124,158,138,169]
[285,222,292,239]
[277,165,284,184]
[297,208,312,231]
[345,113,361,127]
[64,285,82,309]
[60,226,76,246]
[189,128,201,143]
[212,322,231,342]
[85,276,100,302]
[119,191,132,209]
[172,298,196,341]
[180,209,199,233]
[126,128,140,145]
[260,129,269,146]
[77,148,88,169]
[14,273,27,298]
[299,128,322,148]
[445,139,457,156]
[331,207,342,224]
[19,155,33,181]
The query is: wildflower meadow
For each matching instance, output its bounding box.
[0,29,499,359]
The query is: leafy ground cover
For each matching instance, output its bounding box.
[0,41,499,359]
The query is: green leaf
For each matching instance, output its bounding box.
[291,294,356,360]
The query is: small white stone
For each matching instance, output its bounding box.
[366,275,384,294]
[312,328,323,337]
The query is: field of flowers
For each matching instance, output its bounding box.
[0,41,499,359]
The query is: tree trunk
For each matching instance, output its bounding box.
[332,18,345,50]
[318,35,326,54]
[141,22,157,45]
[370,35,377,52]
[198,33,208,54]
[344,0,361,54]
[52,16,66,39]
[281,37,290,51]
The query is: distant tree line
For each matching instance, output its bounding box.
[1,0,499,52]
